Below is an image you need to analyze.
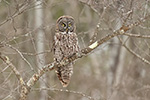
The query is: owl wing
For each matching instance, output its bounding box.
[72,33,80,54]
[53,33,64,62]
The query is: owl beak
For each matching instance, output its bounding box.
[66,28,69,33]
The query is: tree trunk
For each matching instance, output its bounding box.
[35,0,47,99]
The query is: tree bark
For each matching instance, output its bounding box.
[35,0,47,100]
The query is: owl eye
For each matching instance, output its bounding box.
[62,23,66,27]
[68,24,71,27]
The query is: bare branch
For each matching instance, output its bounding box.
[0,53,25,85]
[32,88,97,100]
[133,85,150,95]
[118,37,150,65]
[0,0,43,27]
[27,63,54,87]
[0,2,29,26]
[3,43,34,71]
[123,32,150,39]
[123,44,150,65]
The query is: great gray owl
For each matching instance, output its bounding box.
[53,15,80,87]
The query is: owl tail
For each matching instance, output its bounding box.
[55,64,73,87]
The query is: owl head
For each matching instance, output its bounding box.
[56,15,75,34]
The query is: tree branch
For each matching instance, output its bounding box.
[123,32,150,39]
[32,88,97,100]
[119,38,150,65]
[0,53,25,85]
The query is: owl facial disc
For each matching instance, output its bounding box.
[56,15,75,34]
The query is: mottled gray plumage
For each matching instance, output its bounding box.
[53,15,79,87]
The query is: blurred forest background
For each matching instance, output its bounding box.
[0,0,150,100]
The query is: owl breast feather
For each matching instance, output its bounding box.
[54,32,79,62]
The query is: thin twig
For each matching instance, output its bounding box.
[123,32,150,39]
[32,88,97,100]
[3,43,35,71]
[118,36,150,65]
